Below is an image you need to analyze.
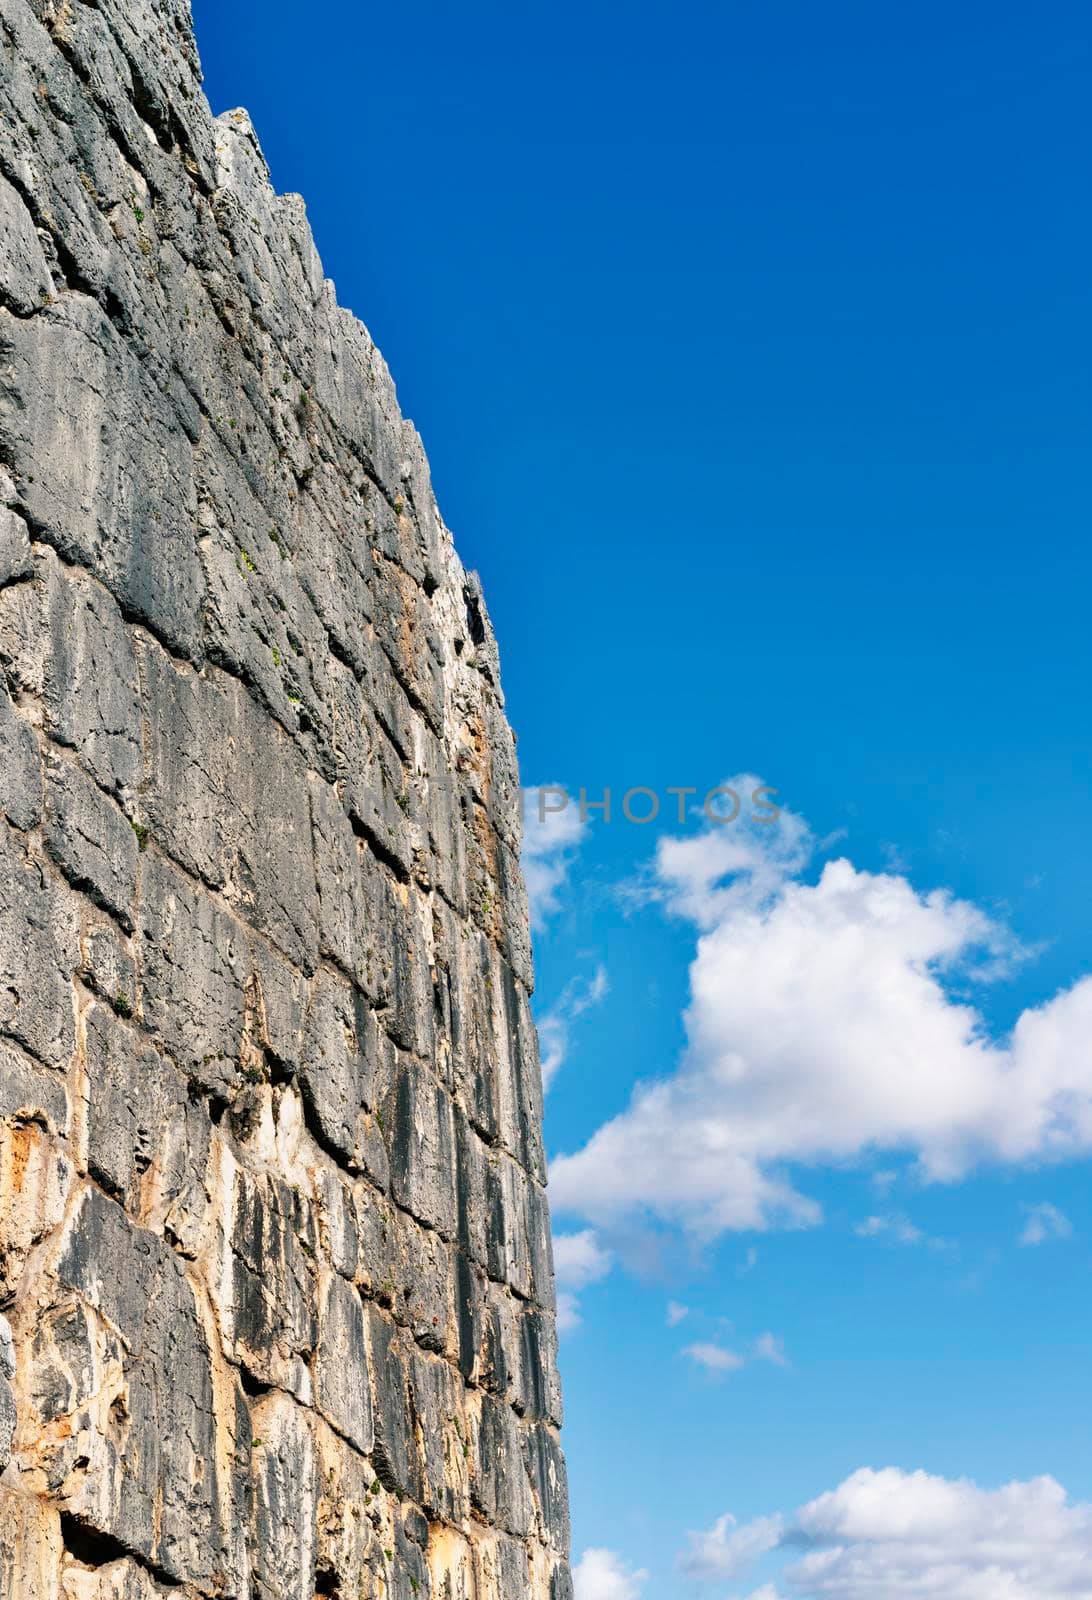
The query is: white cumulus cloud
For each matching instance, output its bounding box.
[553,1228,611,1333]
[551,785,1092,1237]
[554,1228,612,1286]
[573,1548,647,1600]
[685,1467,1092,1599]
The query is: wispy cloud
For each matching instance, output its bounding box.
[521,783,587,928]
[682,1510,783,1579]
[1019,1201,1073,1246]
[537,964,609,1090]
[683,1341,745,1377]
[856,1212,955,1253]
[666,1301,690,1327]
[555,1294,582,1334]
[855,1213,923,1245]
[753,1332,789,1367]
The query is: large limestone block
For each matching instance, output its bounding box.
[138,644,319,971]
[0,549,141,798]
[314,1270,373,1454]
[0,1489,63,1600]
[0,826,79,1070]
[16,1188,253,1593]
[248,1392,317,1600]
[0,299,204,660]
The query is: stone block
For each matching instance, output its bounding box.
[314,1271,373,1455]
[364,1306,421,1502]
[49,1188,250,1591]
[0,826,79,1069]
[43,756,138,930]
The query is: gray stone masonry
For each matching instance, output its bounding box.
[0,2,570,1596]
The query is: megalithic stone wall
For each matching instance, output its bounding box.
[0,3,571,1597]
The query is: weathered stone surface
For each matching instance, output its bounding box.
[137,852,249,1090]
[0,500,34,587]
[386,1052,458,1237]
[0,1312,15,1471]
[42,755,139,930]
[59,1558,182,1600]
[19,1187,253,1592]
[0,173,52,316]
[0,1037,68,1134]
[138,644,319,971]
[527,1422,572,1553]
[249,1391,317,1600]
[365,1304,422,1503]
[314,1271,373,1455]
[81,1002,210,1240]
[1,298,205,660]
[0,0,568,1592]
[0,825,80,1068]
[0,549,142,797]
[0,681,40,831]
[473,1392,536,1538]
[204,1142,318,1399]
[299,969,388,1173]
[0,1488,62,1600]
[410,1345,471,1523]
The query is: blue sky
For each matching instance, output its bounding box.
[195,5,1091,1595]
